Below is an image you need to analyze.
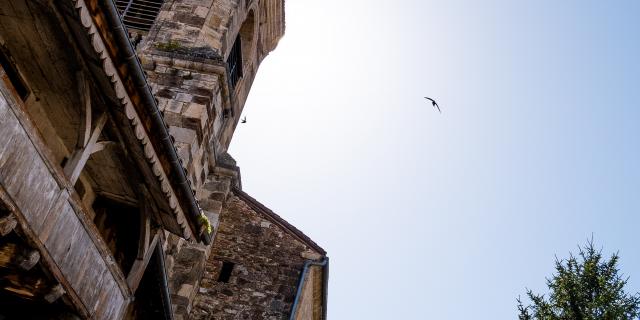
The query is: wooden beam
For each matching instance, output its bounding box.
[91,141,115,154]
[126,231,160,293]
[137,203,151,260]
[0,214,17,236]
[63,112,108,184]
[76,71,92,149]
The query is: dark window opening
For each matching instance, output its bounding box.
[217,261,235,283]
[116,0,165,32]
[0,48,29,100]
[227,35,243,89]
[92,197,140,275]
[126,245,172,320]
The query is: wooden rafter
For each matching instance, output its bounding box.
[126,230,160,293]
[62,72,113,185]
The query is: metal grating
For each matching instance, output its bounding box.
[116,0,164,32]
[227,34,243,89]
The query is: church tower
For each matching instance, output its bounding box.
[0,0,327,318]
[120,0,286,317]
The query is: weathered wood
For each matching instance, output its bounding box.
[0,213,17,236]
[91,140,115,153]
[0,182,88,318]
[18,248,40,271]
[0,57,127,318]
[44,284,66,303]
[137,200,151,260]
[63,112,107,184]
[76,71,92,148]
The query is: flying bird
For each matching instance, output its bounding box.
[424,97,441,113]
[241,116,247,123]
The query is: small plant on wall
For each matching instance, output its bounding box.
[198,213,213,235]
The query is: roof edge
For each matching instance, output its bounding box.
[232,187,326,255]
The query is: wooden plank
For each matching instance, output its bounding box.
[64,192,133,300]
[44,201,80,263]
[0,186,90,318]
[0,95,60,232]
[93,275,113,318]
[0,71,71,192]
[35,191,67,240]
[0,71,97,316]
[94,269,127,320]
[77,251,107,311]
[65,230,93,289]
[101,283,126,320]
[58,214,90,286]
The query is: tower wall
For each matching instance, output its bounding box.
[138,0,285,318]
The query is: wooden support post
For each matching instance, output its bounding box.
[76,71,92,149]
[62,73,114,185]
[0,214,17,236]
[63,112,108,185]
[126,231,160,293]
[137,204,151,260]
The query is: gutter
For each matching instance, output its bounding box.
[100,0,211,244]
[289,257,329,320]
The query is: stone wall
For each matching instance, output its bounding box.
[137,0,289,318]
[190,192,323,319]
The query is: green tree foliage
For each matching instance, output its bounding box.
[518,241,640,320]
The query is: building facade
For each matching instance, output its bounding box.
[0,0,327,319]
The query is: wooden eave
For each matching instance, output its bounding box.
[64,0,206,241]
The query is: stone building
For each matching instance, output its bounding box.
[0,0,327,319]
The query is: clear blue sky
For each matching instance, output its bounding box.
[229,1,640,318]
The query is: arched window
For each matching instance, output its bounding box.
[227,10,256,89]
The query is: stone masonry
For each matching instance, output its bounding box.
[0,0,326,318]
[136,0,287,317]
[190,190,325,320]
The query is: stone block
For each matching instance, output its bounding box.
[176,92,193,103]
[203,180,229,193]
[169,126,197,144]
[182,102,206,120]
[199,199,222,212]
[178,284,194,298]
[166,100,185,113]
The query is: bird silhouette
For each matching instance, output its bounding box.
[241,116,247,123]
[424,97,441,113]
